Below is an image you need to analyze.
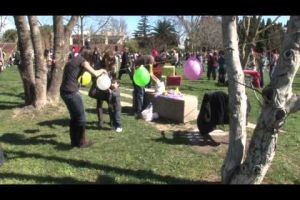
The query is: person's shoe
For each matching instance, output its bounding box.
[116,127,123,133]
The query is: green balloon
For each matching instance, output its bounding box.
[133,66,151,87]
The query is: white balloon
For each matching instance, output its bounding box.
[96,74,111,90]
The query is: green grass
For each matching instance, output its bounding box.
[0,66,299,184]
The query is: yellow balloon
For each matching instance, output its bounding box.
[78,71,92,86]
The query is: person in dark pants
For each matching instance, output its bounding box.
[218,50,226,84]
[118,47,130,80]
[131,55,154,118]
[60,49,106,148]
[108,79,122,132]
[207,50,214,80]
[257,50,267,88]
[95,50,116,129]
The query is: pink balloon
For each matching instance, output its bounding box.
[184,57,202,80]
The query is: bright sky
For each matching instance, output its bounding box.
[1,16,162,37]
[1,15,290,36]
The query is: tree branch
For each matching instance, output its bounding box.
[64,16,79,37]
[94,16,111,33]
[286,94,300,113]
[257,16,280,34]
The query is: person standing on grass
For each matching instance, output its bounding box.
[118,47,130,80]
[131,55,156,119]
[108,79,122,132]
[218,50,226,84]
[256,48,268,88]
[94,50,117,129]
[60,48,106,148]
[92,47,102,69]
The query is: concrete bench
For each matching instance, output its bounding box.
[145,90,199,123]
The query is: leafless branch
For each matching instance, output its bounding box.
[257,16,280,34]
[286,94,300,113]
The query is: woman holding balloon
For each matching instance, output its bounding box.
[60,48,106,148]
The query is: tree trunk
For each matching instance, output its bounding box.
[80,16,84,46]
[47,16,64,104]
[224,16,300,184]
[221,16,248,184]
[47,16,78,104]
[28,16,47,109]
[14,16,35,106]
[240,17,251,68]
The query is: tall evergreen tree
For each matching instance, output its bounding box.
[133,16,151,48]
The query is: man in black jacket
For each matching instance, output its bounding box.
[118,47,130,80]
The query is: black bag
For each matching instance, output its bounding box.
[88,80,99,99]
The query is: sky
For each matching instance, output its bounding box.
[1,16,161,37]
[1,15,290,37]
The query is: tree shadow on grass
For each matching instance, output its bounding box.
[86,106,134,117]
[86,108,108,114]
[5,150,220,184]
[0,133,72,151]
[0,92,25,100]
[37,118,69,129]
[0,172,92,184]
[38,118,112,132]
[0,101,24,110]
[121,106,134,116]
[153,131,221,147]
[24,129,40,134]
[96,175,117,184]
[151,117,183,125]
[85,121,112,131]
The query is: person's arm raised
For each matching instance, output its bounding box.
[81,61,106,77]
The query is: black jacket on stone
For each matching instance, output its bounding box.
[197,91,251,135]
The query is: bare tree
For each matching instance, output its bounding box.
[28,16,47,109]
[47,16,78,104]
[74,16,111,45]
[238,16,280,67]
[108,17,128,36]
[177,16,202,51]
[221,16,248,183]
[14,16,35,106]
[222,16,300,184]
[197,16,223,50]
[176,16,223,51]
[13,16,78,107]
[88,16,111,34]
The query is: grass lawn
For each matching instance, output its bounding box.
[0,66,299,184]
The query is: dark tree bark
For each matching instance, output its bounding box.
[47,16,78,104]
[14,16,35,106]
[28,16,47,109]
